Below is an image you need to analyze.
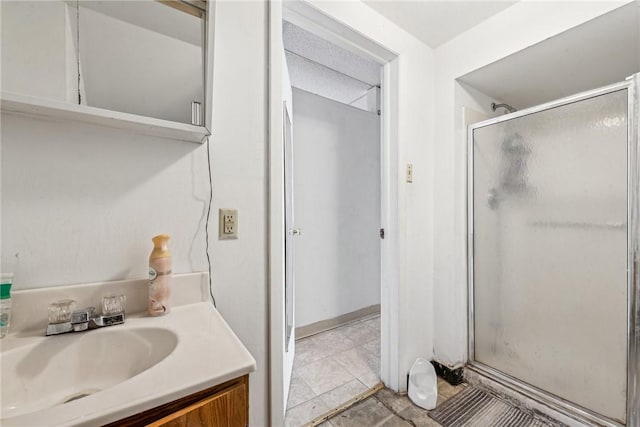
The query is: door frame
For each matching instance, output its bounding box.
[268,2,399,425]
[466,77,640,427]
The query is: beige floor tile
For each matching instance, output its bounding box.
[361,316,380,331]
[434,379,466,407]
[318,379,368,409]
[339,321,378,345]
[361,339,381,358]
[298,357,355,395]
[287,376,317,409]
[357,369,382,388]
[376,415,413,427]
[330,398,392,427]
[398,403,441,427]
[295,337,332,366]
[296,337,315,352]
[375,388,412,413]
[309,328,357,356]
[437,378,467,400]
[285,396,330,427]
[364,348,380,373]
[333,347,373,377]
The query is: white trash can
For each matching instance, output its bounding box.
[408,358,438,410]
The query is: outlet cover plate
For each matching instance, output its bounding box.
[219,208,238,240]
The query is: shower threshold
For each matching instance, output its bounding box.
[465,364,625,427]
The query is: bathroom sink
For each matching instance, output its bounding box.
[0,285,255,427]
[0,327,177,419]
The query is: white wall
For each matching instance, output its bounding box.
[209,2,269,423]
[292,88,380,327]
[1,1,270,424]
[0,116,209,286]
[432,0,633,367]
[1,2,75,102]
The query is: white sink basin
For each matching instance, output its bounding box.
[1,327,177,419]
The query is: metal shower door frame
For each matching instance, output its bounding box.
[466,74,640,427]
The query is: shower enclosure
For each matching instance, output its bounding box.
[468,74,639,427]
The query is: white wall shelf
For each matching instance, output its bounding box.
[0,92,210,144]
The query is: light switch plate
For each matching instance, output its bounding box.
[406,163,413,183]
[219,208,238,240]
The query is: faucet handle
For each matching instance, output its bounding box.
[102,294,126,315]
[48,299,76,324]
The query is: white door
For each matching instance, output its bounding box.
[281,54,297,413]
[284,101,297,352]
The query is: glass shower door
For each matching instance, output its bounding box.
[470,88,630,424]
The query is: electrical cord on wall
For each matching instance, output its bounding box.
[204,137,217,308]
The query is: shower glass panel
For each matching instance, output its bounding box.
[471,89,628,423]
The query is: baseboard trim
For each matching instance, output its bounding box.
[295,304,380,339]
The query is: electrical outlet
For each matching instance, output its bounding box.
[219,208,238,240]
[406,163,413,183]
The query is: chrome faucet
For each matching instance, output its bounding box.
[46,296,125,336]
[70,306,95,332]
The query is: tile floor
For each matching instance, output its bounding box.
[285,315,381,427]
[285,315,468,427]
[324,378,467,427]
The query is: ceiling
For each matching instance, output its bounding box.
[363,1,518,48]
[459,2,640,109]
[283,21,381,110]
[284,21,380,86]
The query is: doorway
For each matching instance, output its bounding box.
[269,2,400,426]
[283,19,383,424]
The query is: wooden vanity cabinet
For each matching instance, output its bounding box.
[106,375,248,427]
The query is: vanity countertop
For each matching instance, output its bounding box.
[0,274,256,426]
